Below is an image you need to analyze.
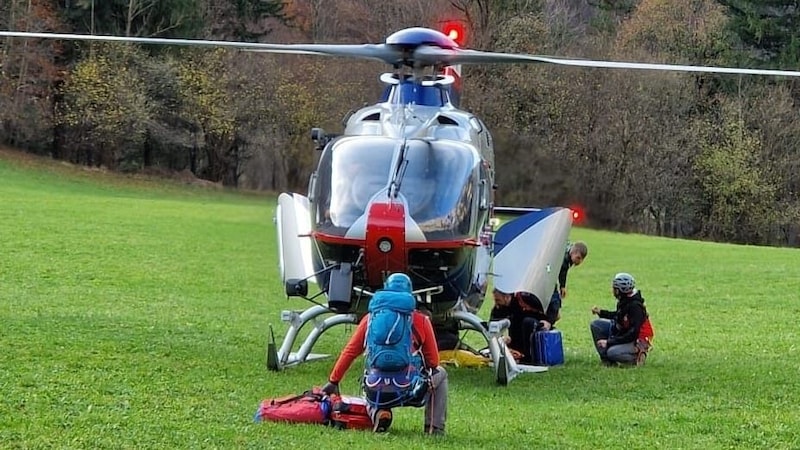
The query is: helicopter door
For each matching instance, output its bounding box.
[277,193,316,285]
[492,207,573,312]
[470,165,493,300]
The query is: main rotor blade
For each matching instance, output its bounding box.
[244,45,403,64]
[6,30,800,77]
[414,47,800,77]
[0,31,402,64]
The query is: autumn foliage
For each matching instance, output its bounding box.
[1,0,800,246]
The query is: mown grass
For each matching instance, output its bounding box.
[2,150,800,449]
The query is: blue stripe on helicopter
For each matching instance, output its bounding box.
[380,82,447,106]
[492,207,562,255]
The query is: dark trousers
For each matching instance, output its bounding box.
[508,316,545,362]
[548,289,562,322]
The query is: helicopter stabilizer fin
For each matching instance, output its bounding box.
[492,207,573,311]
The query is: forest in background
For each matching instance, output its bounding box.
[2,0,800,246]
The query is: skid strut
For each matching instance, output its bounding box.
[267,305,359,371]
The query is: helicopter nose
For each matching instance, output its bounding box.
[364,201,408,287]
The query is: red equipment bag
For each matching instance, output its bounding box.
[329,395,374,430]
[255,387,331,425]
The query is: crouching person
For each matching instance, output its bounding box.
[590,272,654,366]
[490,288,555,363]
[322,273,448,435]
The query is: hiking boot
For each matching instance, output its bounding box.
[635,351,647,367]
[600,358,617,367]
[372,409,392,433]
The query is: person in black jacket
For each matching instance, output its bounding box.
[490,289,555,363]
[589,272,654,366]
[549,241,588,322]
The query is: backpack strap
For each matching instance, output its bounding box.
[270,388,324,406]
[411,318,431,371]
[270,393,305,406]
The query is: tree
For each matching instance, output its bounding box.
[0,0,66,153]
[200,0,285,40]
[693,99,778,243]
[449,0,539,47]
[174,48,236,182]
[717,0,800,68]
[615,0,730,63]
[65,0,203,37]
[56,43,151,169]
[736,82,800,245]
[282,0,449,43]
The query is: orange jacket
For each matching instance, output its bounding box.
[328,311,439,383]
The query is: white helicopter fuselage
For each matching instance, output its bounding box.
[342,73,495,170]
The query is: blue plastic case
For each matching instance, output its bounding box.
[533,330,564,366]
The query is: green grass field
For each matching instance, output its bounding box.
[2,150,800,449]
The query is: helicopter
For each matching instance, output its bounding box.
[4,24,800,385]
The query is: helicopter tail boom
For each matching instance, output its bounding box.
[493,207,573,311]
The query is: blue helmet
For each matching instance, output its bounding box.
[612,272,635,294]
[384,273,413,293]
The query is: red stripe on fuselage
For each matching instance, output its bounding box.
[364,201,407,287]
[312,231,473,250]
[311,231,478,248]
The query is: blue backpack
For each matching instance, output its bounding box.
[365,276,417,372]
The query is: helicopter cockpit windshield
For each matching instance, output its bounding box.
[314,136,479,237]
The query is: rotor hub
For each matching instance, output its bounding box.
[385,27,458,50]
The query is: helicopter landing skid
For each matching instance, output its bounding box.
[449,311,548,385]
[267,304,359,371]
[266,305,545,385]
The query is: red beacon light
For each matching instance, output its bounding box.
[441,21,466,47]
[570,205,585,224]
